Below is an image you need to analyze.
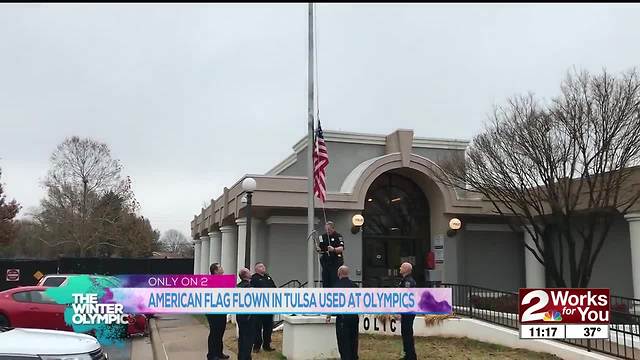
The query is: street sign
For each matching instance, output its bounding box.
[6,269,20,282]
[33,270,44,281]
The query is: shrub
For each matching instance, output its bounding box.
[470,295,519,314]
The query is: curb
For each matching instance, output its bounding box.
[149,318,167,360]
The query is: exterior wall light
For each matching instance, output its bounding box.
[351,214,364,234]
[447,217,462,237]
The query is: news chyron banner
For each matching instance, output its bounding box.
[519,288,610,340]
[44,274,452,345]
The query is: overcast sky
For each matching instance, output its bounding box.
[1,3,639,238]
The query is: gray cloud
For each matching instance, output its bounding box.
[1,3,639,236]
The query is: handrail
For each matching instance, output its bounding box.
[442,283,640,360]
[274,279,640,358]
[279,279,303,288]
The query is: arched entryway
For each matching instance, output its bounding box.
[362,171,430,287]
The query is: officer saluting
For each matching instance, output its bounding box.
[398,262,417,360]
[319,221,344,288]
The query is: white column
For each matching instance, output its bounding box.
[236,218,247,270]
[220,225,237,277]
[524,226,545,288]
[208,231,222,265]
[193,238,202,275]
[200,235,210,275]
[250,219,262,266]
[625,212,640,299]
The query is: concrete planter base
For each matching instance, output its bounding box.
[282,315,339,360]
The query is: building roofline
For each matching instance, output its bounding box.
[292,129,469,153]
[266,129,470,176]
[265,153,297,176]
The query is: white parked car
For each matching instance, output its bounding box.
[0,327,106,360]
[37,274,120,288]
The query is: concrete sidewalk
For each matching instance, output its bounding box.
[149,315,237,360]
[131,337,153,360]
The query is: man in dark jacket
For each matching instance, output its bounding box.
[334,265,359,360]
[319,221,345,288]
[206,263,229,360]
[236,268,255,360]
[250,262,276,353]
[398,262,417,360]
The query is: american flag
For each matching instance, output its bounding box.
[313,120,329,202]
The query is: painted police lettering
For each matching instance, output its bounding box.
[363,316,398,334]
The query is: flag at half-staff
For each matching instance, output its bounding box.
[313,120,329,203]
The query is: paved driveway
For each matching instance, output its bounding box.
[103,339,132,360]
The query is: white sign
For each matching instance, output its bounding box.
[433,235,444,249]
[434,249,445,263]
[6,269,20,282]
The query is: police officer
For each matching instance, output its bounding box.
[236,268,255,360]
[319,221,344,288]
[250,262,276,353]
[398,262,417,360]
[206,263,230,360]
[334,265,359,360]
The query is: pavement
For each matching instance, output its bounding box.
[130,336,154,360]
[101,336,153,360]
[103,340,132,360]
[148,314,237,360]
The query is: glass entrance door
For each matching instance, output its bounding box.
[362,172,429,287]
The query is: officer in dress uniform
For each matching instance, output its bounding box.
[250,262,276,353]
[206,263,230,360]
[236,268,255,360]
[319,221,345,288]
[398,262,417,360]
[334,265,359,360]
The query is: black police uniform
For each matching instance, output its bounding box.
[399,274,417,360]
[319,231,345,288]
[250,272,277,352]
[206,313,228,360]
[236,279,255,360]
[334,276,359,360]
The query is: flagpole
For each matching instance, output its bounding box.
[306,2,316,289]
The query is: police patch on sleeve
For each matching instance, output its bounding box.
[405,281,411,288]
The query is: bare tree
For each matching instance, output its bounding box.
[37,136,138,256]
[0,167,20,244]
[160,229,193,257]
[437,69,640,288]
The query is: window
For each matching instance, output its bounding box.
[12,291,29,302]
[42,276,66,287]
[28,291,57,305]
[364,172,429,237]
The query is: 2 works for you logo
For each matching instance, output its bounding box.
[519,288,609,324]
[70,293,128,326]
